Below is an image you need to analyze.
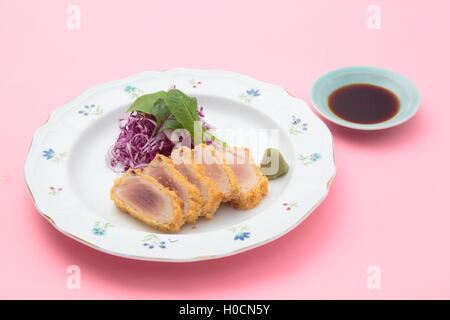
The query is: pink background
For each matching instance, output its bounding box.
[1,0,450,299]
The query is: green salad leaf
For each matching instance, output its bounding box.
[151,100,172,126]
[159,118,183,132]
[167,89,199,120]
[165,89,198,137]
[126,89,226,146]
[127,91,167,114]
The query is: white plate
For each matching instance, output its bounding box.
[24,69,336,262]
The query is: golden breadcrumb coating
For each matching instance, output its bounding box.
[171,147,222,218]
[220,160,240,202]
[143,154,204,224]
[224,147,269,210]
[193,144,240,203]
[110,170,184,232]
[229,174,268,209]
[197,170,222,218]
[111,144,270,233]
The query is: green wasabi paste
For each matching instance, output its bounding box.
[260,148,289,180]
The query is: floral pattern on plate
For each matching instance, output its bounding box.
[92,221,114,236]
[282,202,299,211]
[42,148,67,163]
[48,186,63,196]
[124,85,144,99]
[298,153,321,165]
[229,225,251,241]
[239,89,261,103]
[189,79,202,88]
[289,116,308,135]
[78,104,103,116]
[24,69,336,262]
[142,234,178,249]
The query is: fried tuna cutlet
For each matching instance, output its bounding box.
[193,144,240,202]
[171,146,222,219]
[142,154,204,223]
[110,170,184,232]
[221,147,269,210]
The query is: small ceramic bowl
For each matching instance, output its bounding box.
[310,66,421,130]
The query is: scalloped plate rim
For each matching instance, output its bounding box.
[24,68,336,262]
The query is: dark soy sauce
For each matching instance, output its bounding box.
[328,84,400,124]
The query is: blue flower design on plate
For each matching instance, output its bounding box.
[124,85,144,99]
[78,104,102,116]
[92,222,113,236]
[239,89,261,103]
[142,235,175,249]
[246,89,261,97]
[234,232,251,241]
[290,116,308,135]
[298,153,322,165]
[229,225,251,241]
[42,148,56,160]
[159,241,167,249]
[311,153,321,161]
[42,148,67,163]
[92,227,105,236]
[143,243,155,249]
[124,85,136,93]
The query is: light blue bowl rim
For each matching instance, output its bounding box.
[310,66,421,130]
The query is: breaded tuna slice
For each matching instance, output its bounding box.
[110,170,184,232]
[193,144,239,202]
[221,147,269,210]
[171,146,222,219]
[142,154,203,223]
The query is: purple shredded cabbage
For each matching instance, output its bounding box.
[107,107,213,173]
[107,111,175,173]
